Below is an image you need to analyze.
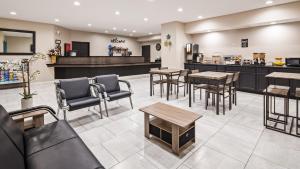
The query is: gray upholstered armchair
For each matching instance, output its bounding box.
[93,74,133,117]
[55,77,103,120]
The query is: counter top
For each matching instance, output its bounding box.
[185,63,300,69]
[47,62,161,68]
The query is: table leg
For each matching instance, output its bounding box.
[172,124,180,155]
[229,85,232,110]
[150,73,153,96]
[144,113,150,139]
[167,75,170,101]
[216,81,220,115]
[189,78,192,107]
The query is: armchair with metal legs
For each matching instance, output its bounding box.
[94,74,133,117]
[55,77,103,120]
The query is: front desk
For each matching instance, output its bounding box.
[185,63,300,94]
[47,56,161,79]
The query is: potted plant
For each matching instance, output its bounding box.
[48,48,60,64]
[20,53,46,109]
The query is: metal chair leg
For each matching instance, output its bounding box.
[104,100,109,117]
[129,96,133,109]
[99,101,103,119]
[193,85,195,102]
[63,109,67,120]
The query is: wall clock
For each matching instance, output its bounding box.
[156,43,161,51]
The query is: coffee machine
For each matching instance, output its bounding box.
[185,43,203,63]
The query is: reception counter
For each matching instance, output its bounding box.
[185,63,300,94]
[47,56,161,79]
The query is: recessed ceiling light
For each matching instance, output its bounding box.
[123,28,127,31]
[105,30,109,33]
[148,32,153,35]
[88,23,92,27]
[132,30,136,33]
[54,18,60,22]
[206,30,211,32]
[115,11,120,15]
[265,0,273,5]
[144,18,149,22]
[177,8,183,12]
[147,0,155,2]
[270,21,277,25]
[10,11,17,15]
[197,16,203,19]
[73,1,80,6]
[112,27,117,30]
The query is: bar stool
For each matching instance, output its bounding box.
[264,85,290,132]
[295,88,300,135]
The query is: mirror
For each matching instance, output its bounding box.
[0,28,35,55]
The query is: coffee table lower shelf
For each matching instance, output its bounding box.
[146,117,196,155]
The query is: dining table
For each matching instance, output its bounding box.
[149,68,181,100]
[188,71,234,115]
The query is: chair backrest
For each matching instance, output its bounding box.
[95,74,120,93]
[160,67,168,70]
[180,69,189,77]
[59,77,91,100]
[0,105,25,169]
[233,72,240,82]
[225,74,234,85]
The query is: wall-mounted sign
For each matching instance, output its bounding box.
[241,39,248,48]
[111,37,126,43]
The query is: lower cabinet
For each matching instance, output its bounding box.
[149,118,195,149]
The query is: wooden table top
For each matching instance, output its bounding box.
[12,110,47,121]
[266,72,300,80]
[189,71,233,80]
[139,102,202,128]
[149,69,181,75]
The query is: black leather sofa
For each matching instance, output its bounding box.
[0,105,105,169]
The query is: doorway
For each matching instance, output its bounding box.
[142,45,151,62]
[72,41,90,56]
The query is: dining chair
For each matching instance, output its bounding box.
[170,69,189,99]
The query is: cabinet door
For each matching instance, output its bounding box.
[256,67,270,92]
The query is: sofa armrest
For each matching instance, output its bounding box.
[9,106,59,121]
[118,80,133,93]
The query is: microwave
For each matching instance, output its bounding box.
[285,58,300,67]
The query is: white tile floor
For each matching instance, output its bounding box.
[1,74,300,169]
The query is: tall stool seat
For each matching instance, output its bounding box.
[264,85,290,132]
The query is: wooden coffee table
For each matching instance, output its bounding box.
[139,102,202,155]
[12,110,47,131]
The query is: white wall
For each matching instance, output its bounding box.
[0,18,55,82]
[140,40,161,62]
[192,21,300,63]
[0,32,3,52]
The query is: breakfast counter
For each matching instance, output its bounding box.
[185,63,300,94]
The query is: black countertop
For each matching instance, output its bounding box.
[47,62,161,68]
[185,63,300,69]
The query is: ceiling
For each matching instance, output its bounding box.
[0,0,298,37]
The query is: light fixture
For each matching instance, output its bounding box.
[270,21,277,25]
[177,8,183,12]
[197,16,203,19]
[54,18,60,22]
[144,18,149,22]
[265,0,273,5]
[73,1,81,6]
[132,30,136,33]
[123,28,127,31]
[112,27,117,30]
[147,0,155,2]
[115,11,120,15]
[148,32,153,35]
[88,23,92,27]
[10,11,17,15]
[206,30,211,32]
